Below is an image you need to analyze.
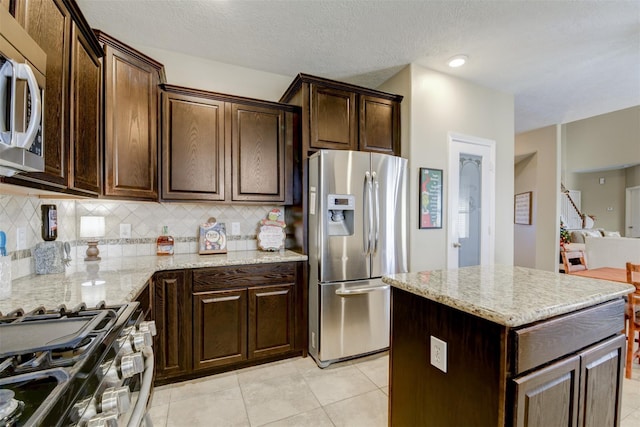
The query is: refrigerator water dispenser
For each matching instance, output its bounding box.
[327,194,355,236]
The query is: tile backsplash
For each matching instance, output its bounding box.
[0,192,280,279]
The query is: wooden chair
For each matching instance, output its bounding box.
[625,262,640,379]
[562,250,587,274]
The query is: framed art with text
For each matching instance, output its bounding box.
[419,168,443,229]
[514,191,532,225]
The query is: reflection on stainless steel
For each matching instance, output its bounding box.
[308,150,407,367]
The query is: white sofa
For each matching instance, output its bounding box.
[584,236,640,269]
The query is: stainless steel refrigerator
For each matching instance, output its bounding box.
[308,150,408,367]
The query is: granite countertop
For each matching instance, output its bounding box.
[0,250,307,314]
[382,265,635,327]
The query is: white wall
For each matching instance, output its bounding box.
[572,169,627,232]
[133,44,293,101]
[380,64,515,272]
[514,126,561,272]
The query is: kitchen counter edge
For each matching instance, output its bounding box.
[0,250,307,313]
[382,264,634,327]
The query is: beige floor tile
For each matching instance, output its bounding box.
[166,386,249,427]
[170,371,239,403]
[148,403,169,427]
[354,354,389,388]
[151,385,172,407]
[324,389,388,427]
[261,407,334,427]
[303,364,378,406]
[621,408,640,427]
[292,355,352,376]
[237,359,299,386]
[240,373,321,426]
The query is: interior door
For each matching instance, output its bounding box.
[626,186,640,237]
[447,134,496,269]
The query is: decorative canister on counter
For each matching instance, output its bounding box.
[258,209,286,251]
[41,204,58,241]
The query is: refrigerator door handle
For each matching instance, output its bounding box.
[372,171,380,254]
[363,171,373,255]
[335,285,390,296]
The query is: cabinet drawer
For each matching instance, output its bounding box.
[511,298,625,375]
[193,263,297,292]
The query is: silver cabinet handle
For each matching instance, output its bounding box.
[335,285,390,296]
[453,242,462,248]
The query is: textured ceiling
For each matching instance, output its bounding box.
[77,0,640,133]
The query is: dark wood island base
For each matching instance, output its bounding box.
[385,266,634,427]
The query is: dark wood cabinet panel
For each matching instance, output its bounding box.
[69,23,101,194]
[310,84,357,151]
[22,0,70,186]
[513,355,580,427]
[248,284,295,359]
[231,103,289,202]
[359,95,400,155]
[578,334,625,427]
[193,289,247,371]
[153,270,191,380]
[159,84,296,203]
[99,32,164,200]
[161,92,225,201]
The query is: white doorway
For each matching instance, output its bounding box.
[447,133,496,269]
[626,185,640,238]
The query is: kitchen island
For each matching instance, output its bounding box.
[382,265,634,427]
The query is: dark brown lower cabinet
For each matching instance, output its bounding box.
[513,334,625,427]
[248,284,295,359]
[193,289,247,371]
[152,262,304,385]
[389,288,626,427]
[153,270,191,381]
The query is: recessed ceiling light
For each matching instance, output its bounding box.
[447,55,468,68]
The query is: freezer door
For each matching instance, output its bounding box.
[318,279,390,362]
[370,153,408,277]
[315,150,372,283]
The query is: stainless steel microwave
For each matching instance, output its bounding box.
[0,7,45,177]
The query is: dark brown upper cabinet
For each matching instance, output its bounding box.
[4,0,102,195]
[69,23,101,194]
[160,85,297,204]
[96,31,165,201]
[161,88,225,201]
[280,73,402,158]
[231,103,290,203]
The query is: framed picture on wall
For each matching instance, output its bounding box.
[419,168,443,229]
[514,191,532,225]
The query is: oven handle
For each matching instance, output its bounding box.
[127,346,154,427]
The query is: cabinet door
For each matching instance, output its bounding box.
[21,0,70,186]
[578,334,625,427]
[513,355,580,427]
[193,289,247,370]
[154,270,191,380]
[161,94,225,201]
[231,103,289,202]
[359,95,400,155]
[248,284,295,359]
[102,42,159,200]
[310,84,357,151]
[68,23,101,195]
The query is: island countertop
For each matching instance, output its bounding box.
[382,264,634,327]
[0,250,307,313]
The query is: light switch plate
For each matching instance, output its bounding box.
[430,336,447,373]
[16,227,26,250]
[120,224,131,239]
[231,222,241,235]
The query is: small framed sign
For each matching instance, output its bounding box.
[514,192,532,225]
[419,168,443,229]
[199,218,227,254]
